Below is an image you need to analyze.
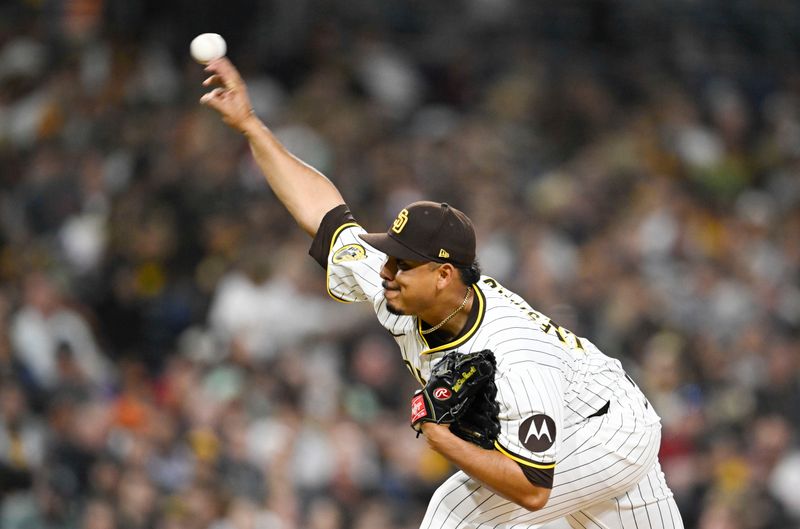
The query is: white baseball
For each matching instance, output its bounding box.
[190,33,227,64]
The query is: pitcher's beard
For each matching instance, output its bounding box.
[385,300,405,316]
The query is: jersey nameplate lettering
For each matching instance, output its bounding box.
[482,278,584,351]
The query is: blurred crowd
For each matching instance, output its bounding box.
[1,1,799,528]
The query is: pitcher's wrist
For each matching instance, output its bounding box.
[238,111,263,136]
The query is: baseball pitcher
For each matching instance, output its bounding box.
[200,57,685,529]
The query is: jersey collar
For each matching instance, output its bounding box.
[419,282,485,355]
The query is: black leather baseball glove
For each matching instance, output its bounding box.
[410,349,499,449]
[449,375,500,449]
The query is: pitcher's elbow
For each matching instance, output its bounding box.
[520,498,545,512]
[519,489,550,512]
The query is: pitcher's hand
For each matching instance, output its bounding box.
[200,58,259,133]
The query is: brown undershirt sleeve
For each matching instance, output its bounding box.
[518,463,554,489]
[308,204,357,268]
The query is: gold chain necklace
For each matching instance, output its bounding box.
[420,287,472,335]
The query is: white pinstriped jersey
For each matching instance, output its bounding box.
[321,221,662,473]
[312,209,683,528]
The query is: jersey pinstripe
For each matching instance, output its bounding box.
[321,221,683,529]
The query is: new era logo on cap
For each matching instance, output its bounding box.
[359,201,476,266]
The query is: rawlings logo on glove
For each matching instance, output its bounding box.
[410,349,500,449]
[433,387,452,399]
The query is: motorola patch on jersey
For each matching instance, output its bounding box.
[333,244,366,263]
[519,414,556,452]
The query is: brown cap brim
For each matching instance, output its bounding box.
[359,232,435,262]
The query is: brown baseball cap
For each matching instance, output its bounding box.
[359,201,476,266]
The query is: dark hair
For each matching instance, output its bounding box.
[457,261,482,285]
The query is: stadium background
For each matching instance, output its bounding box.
[1,1,799,528]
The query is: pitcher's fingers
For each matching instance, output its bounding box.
[203,74,221,87]
[206,57,245,91]
[200,87,225,105]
